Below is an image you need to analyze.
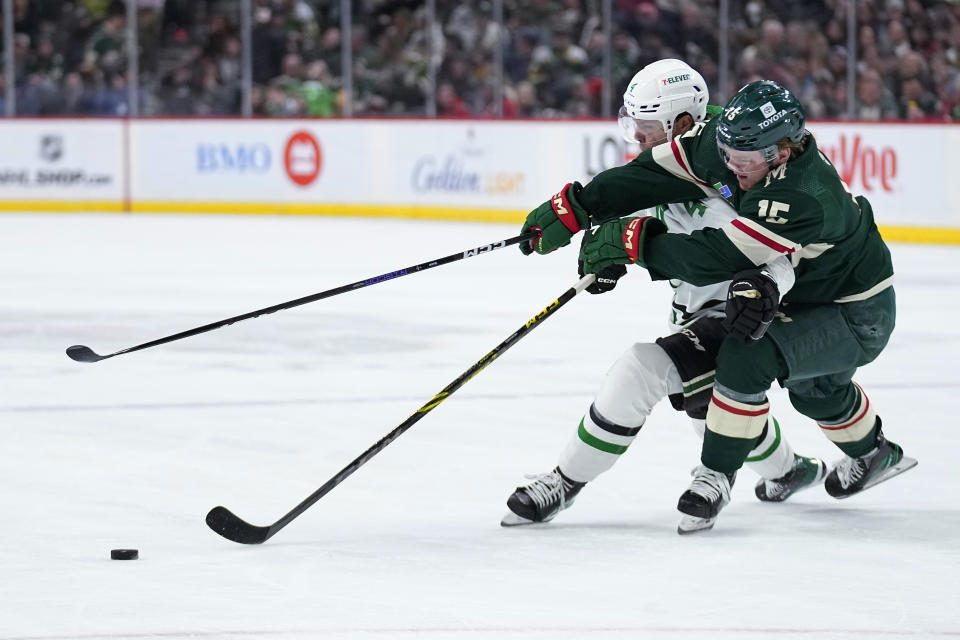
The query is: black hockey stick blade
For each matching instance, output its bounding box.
[66,345,108,363]
[205,506,275,545]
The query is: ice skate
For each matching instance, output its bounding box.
[677,465,735,535]
[501,467,585,526]
[755,454,828,502]
[825,430,917,499]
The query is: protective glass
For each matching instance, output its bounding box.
[618,106,668,149]
[717,141,777,176]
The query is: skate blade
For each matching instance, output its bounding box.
[500,511,536,527]
[677,514,717,535]
[832,456,918,500]
[500,508,561,527]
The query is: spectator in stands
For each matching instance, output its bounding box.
[317,27,342,78]
[61,71,93,114]
[857,68,899,120]
[86,10,126,64]
[436,81,471,117]
[302,60,338,117]
[505,30,538,85]
[900,76,939,120]
[160,65,197,115]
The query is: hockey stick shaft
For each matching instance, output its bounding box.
[66,232,534,363]
[205,273,597,544]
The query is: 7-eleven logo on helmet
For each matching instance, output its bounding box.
[662,73,691,85]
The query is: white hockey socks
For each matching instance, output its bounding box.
[557,343,679,483]
[558,405,644,483]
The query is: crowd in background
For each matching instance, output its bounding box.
[2,0,959,120]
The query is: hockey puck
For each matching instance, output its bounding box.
[110,549,138,560]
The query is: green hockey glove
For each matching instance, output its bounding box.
[579,216,666,273]
[519,182,591,255]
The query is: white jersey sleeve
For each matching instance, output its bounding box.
[765,255,795,302]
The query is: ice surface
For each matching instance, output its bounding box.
[0,213,957,639]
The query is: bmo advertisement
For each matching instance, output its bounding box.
[131,121,333,205]
[132,119,568,214]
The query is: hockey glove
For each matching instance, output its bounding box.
[579,216,666,273]
[520,182,591,255]
[579,260,628,294]
[723,267,779,341]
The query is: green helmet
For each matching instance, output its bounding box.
[716,80,806,157]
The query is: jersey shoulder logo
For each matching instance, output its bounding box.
[713,181,733,198]
[763,164,787,187]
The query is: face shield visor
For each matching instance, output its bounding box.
[717,141,780,177]
[618,106,669,150]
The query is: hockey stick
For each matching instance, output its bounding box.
[205,273,597,544]
[66,232,535,363]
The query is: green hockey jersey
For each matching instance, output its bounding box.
[578,117,894,304]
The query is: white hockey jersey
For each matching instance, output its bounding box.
[642,196,794,333]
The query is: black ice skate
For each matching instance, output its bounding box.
[825,429,917,499]
[755,454,828,502]
[677,465,736,535]
[500,467,585,526]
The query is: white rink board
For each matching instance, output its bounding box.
[129,119,632,208]
[0,120,124,202]
[808,122,960,227]
[0,118,958,229]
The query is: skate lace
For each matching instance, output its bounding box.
[764,457,809,497]
[689,465,731,502]
[835,456,869,489]
[764,477,789,499]
[835,443,883,489]
[521,471,566,510]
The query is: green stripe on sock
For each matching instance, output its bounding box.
[578,419,629,455]
[683,374,715,396]
[745,417,781,462]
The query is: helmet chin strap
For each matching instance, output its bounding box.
[760,144,780,166]
[642,131,669,150]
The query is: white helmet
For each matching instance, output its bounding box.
[619,58,709,144]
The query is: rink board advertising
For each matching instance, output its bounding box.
[0,121,124,210]
[0,119,957,243]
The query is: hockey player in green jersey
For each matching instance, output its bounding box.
[503,61,827,532]
[518,79,917,533]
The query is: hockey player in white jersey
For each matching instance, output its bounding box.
[502,59,827,534]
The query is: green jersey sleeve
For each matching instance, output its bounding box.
[578,124,715,223]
